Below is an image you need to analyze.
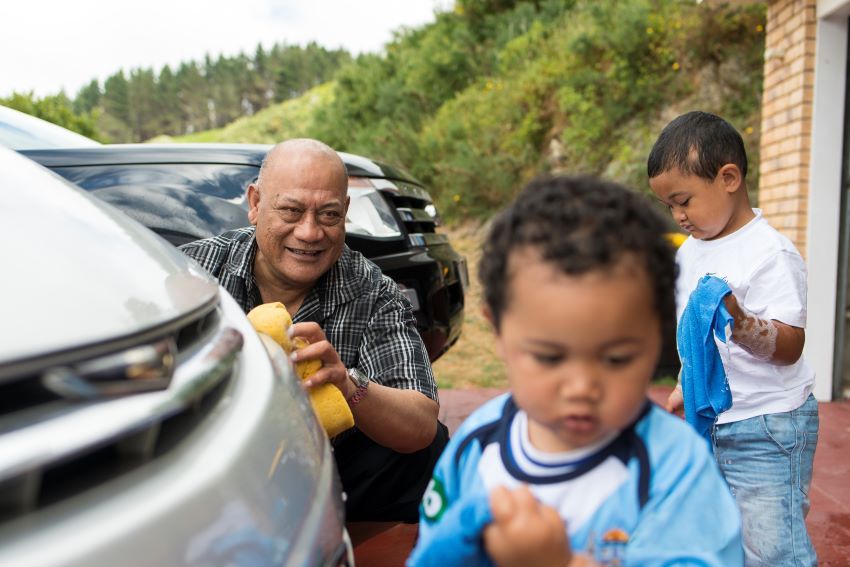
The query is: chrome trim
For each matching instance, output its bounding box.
[375,180,432,202]
[42,338,177,400]
[396,208,437,223]
[407,233,449,247]
[423,232,449,245]
[394,182,432,202]
[0,298,220,384]
[457,257,470,292]
[0,327,243,484]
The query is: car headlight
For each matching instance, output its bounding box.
[346,177,403,238]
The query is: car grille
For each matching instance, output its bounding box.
[0,301,242,522]
[380,181,439,237]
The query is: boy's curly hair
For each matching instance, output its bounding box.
[479,175,677,343]
[646,110,748,182]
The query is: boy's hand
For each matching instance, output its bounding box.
[722,293,805,365]
[665,384,684,416]
[483,485,574,567]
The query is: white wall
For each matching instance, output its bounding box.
[806,1,850,400]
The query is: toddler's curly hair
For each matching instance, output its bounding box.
[479,175,677,344]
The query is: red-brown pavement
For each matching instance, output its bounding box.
[353,386,850,566]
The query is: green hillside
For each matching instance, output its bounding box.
[152,0,766,221]
[152,82,335,144]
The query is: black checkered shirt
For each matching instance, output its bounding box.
[179,227,437,400]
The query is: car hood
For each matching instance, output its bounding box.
[1,148,219,365]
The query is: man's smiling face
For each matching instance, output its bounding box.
[248,148,349,291]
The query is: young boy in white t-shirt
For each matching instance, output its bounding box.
[648,111,818,566]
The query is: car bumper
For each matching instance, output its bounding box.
[0,291,350,566]
[367,240,466,362]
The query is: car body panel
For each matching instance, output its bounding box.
[0,149,219,368]
[0,146,350,565]
[0,293,348,566]
[0,105,100,150]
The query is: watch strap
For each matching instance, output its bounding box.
[346,368,369,408]
[348,384,368,407]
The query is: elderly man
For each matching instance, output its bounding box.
[180,139,448,525]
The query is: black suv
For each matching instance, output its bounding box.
[21,144,467,362]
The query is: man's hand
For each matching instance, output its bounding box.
[665,384,684,416]
[483,485,573,567]
[288,321,356,399]
[288,322,439,452]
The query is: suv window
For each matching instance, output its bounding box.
[54,163,256,203]
[51,163,256,245]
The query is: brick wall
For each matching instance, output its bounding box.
[759,0,818,255]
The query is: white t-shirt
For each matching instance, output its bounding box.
[675,209,815,423]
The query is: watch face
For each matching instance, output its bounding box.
[349,368,369,388]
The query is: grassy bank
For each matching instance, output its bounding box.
[433,221,679,390]
[432,222,506,390]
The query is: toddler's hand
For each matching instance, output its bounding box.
[665,384,684,416]
[483,485,572,567]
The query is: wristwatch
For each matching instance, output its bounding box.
[346,367,370,408]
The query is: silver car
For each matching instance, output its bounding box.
[0,147,352,566]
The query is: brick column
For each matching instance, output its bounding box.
[759,0,818,256]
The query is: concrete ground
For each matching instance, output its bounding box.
[354,386,850,566]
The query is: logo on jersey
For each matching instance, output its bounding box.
[588,528,629,567]
[421,477,447,522]
[595,528,629,565]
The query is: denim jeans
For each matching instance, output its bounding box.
[713,394,819,566]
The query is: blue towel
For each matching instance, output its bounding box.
[407,492,495,567]
[677,275,734,446]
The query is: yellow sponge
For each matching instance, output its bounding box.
[247,302,354,438]
[246,302,292,353]
[291,336,323,380]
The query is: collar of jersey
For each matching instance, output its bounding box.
[498,397,649,484]
[515,412,620,472]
